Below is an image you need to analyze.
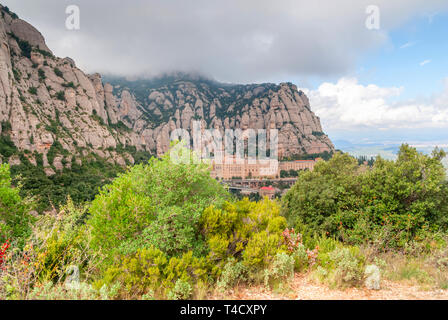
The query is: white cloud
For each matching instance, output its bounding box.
[420,59,432,66]
[302,77,448,131]
[3,0,448,82]
[400,41,416,49]
[426,12,439,23]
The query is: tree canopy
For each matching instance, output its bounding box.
[281,144,448,247]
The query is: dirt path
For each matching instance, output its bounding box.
[211,273,448,300]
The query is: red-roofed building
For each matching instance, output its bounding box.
[259,186,276,199]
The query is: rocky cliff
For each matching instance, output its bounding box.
[106,75,334,158]
[0,6,333,175]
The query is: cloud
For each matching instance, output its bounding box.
[420,59,432,66]
[302,77,448,131]
[3,0,448,83]
[426,11,439,23]
[400,41,416,49]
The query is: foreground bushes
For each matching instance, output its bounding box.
[2,144,448,299]
[0,197,98,299]
[316,245,365,288]
[282,145,448,248]
[97,198,290,299]
[200,198,287,271]
[88,150,229,258]
[0,164,34,248]
[97,247,215,299]
[1,149,299,299]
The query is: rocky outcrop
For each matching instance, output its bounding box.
[107,76,334,157]
[0,6,139,173]
[8,18,52,53]
[0,6,334,173]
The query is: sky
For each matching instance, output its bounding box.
[3,0,448,157]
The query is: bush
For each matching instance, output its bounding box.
[28,87,37,95]
[292,243,309,272]
[216,258,248,291]
[53,67,63,78]
[55,91,65,101]
[0,133,18,159]
[99,247,167,298]
[88,147,229,259]
[282,145,448,248]
[0,164,34,248]
[242,230,285,270]
[200,198,287,270]
[18,39,31,58]
[167,279,192,300]
[316,246,365,288]
[38,69,46,81]
[62,82,75,88]
[136,206,207,257]
[264,252,294,288]
[0,198,97,299]
[99,248,215,299]
[30,198,93,284]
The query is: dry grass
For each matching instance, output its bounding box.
[209,272,448,300]
[209,241,448,300]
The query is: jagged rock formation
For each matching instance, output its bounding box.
[0,6,334,174]
[0,6,141,171]
[106,75,334,158]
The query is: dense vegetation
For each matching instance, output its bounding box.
[0,144,447,299]
[9,155,122,213]
[0,118,152,212]
[282,145,448,248]
[0,164,34,248]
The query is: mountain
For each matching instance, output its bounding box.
[0,5,334,176]
[105,74,334,158]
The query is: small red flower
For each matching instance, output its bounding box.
[0,239,11,269]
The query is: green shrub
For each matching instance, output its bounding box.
[99,248,215,299]
[292,243,309,272]
[53,67,63,78]
[99,247,168,298]
[88,147,229,259]
[0,131,18,158]
[28,87,37,95]
[0,164,34,248]
[62,82,75,88]
[282,145,448,248]
[242,230,285,270]
[136,206,208,257]
[18,39,31,58]
[317,246,365,288]
[55,91,65,101]
[216,258,248,291]
[163,251,216,288]
[167,279,192,300]
[38,69,46,81]
[200,198,287,270]
[12,68,21,82]
[31,198,92,283]
[264,252,294,288]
